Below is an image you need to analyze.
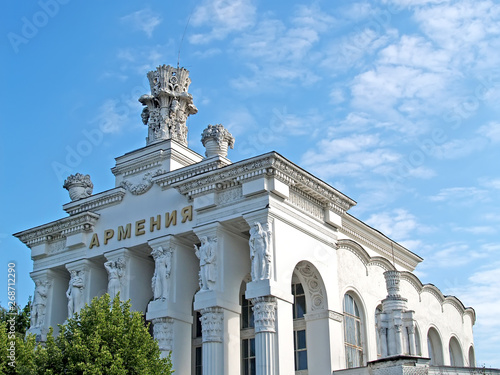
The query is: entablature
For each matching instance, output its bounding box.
[14,212,100,248]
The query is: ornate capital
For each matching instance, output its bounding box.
[200,307,224,343]
[252,296,277,333]
[384,270,401,298]
[152,317,174,351]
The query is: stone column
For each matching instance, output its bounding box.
[200,306,224,375]
[252,296,277,375]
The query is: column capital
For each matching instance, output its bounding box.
[252,296,277,333]
[200,306,224,343]
[152,316,174,352]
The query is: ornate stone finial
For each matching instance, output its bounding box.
[139,65,198,146]
[63,173,93,201]
[384,270,401,298]
[201,124,235,158]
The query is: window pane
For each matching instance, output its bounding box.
[296,283,304,295]
[250,358,256,375]
[243,339,249,357]
[195,346,202,375]
[296,296,306,319]
[297,330,307,349]
[250,338,255,357]
[297,350,308,370]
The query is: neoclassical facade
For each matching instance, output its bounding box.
[15,65,480,375]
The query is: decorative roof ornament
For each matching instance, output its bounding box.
[201,124,235,158]
[63,173,93,201]
[139,65,198,146]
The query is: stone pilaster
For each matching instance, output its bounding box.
[200,307,224,375]
[252,296,278,375]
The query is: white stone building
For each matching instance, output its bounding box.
[15,65,486,375]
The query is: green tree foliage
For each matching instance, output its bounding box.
[1,294,173,375]
[0,298,32,337]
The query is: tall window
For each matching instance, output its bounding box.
[375,305,384,358]
[292,281,307,372]
[343,293,364,368]
[241,295,256,375]
[192,311,202,375]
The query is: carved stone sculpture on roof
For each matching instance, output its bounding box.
[139,65,198,146]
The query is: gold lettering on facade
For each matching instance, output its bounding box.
[89,233,100,249]
[104,229,114,245]
[165,210,177,228]
[88,206,193,248]
[150,215,161,232]
[135,219,146,236]
[118,224,131,241]
[181,206,193,223]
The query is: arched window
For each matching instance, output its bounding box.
[449,337,464,366]
[241,294,256,375]
[427,327,444,365]
[292,280,307,373]
[468,346,476,367]
[343,293,364,368]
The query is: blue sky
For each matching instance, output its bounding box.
[1,0,500,367]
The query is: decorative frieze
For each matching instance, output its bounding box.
[120,169,166,195]
[295,262,325,311]
[288,187,324,220]
[200,307,224,343]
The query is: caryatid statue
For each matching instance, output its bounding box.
[194,237,217,291]
[104,258,126,301]
[249,222,272,281]
[151,246,173,300]
[31,279,50,328]
[66,270,84,317]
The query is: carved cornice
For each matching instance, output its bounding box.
[340,214,422,271]
[63,188,126,215]
[164,152,355,212]
[14,212,100,248]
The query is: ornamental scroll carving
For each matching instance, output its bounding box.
[252,296,277,333]
[151,246,173,301]
[194,237,217,291]
[200,307,224,343]
[249,222,272,281]
[120,169,166,195]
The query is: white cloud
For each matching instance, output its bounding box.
[92,99,139,134]
[120,8,162,38]
[364,208,419,241]
[477,121,500,142]
[429,186,490,203]
[189,0,256,44]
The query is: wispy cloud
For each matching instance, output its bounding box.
[429,186,490,203]
[121,8,162,38]
[189,0,256,44]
